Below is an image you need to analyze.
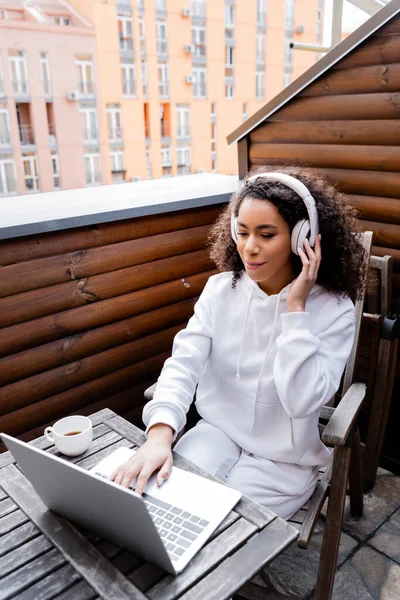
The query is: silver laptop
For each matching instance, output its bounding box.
[1,434,241,575]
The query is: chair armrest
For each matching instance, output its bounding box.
[144,383,157,400]
[322,382,366,447]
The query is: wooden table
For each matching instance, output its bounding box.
[0,409,298,600]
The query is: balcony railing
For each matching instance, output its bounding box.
[0,178,17,196]
[25,177,40,193]
[0,129,11,145]
[108,127,123,143]
[19,125,35,146]
[78,80,95,97]
[158,84,169,99]
[49,124,57,146]
[12,79,29,96]
[53,175,61,189]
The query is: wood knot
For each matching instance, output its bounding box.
[380,66,388,74]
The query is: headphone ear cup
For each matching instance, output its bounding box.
[231,215,238,244]
[291,219,311,255]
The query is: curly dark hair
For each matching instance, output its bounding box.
[208,165,368,301]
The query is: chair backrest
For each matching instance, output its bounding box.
[341,231,373,397]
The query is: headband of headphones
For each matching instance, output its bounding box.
[231,172,319,248]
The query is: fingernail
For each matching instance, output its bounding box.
[158,477,164,486]
[297,247,302,254]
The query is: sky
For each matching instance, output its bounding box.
[324,0,382,43]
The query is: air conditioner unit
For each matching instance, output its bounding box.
[296,25,305,34]
[67,90,80,101]
[130,176,140,182]
[184,44,194,54]
[196,168,205,174]
[185,74,195,84]
[182,7,191,17]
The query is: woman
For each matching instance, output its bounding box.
[111,165,367,519]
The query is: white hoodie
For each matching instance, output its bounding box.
[143,271,356,468]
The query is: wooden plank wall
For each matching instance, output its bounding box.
[247,14,400,308]
[0,204,221,452]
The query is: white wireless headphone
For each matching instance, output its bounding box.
[230,172,320,255]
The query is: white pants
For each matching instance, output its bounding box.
[174,420,318,519]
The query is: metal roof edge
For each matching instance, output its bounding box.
[227,0,400,146]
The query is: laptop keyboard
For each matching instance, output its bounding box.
[142,493,210,562]
[93,472,209,562]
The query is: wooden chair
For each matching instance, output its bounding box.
[144,231,373,600]
[361,255,400,491]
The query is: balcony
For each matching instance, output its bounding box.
[78,80,95,99]
[12,79,30,99]
[19,125,35,147]
[161,121,171,140]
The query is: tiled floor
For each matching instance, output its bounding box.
[236,468,400,600]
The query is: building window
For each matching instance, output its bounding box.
[242,103,248,122]
[146,148,152,179]
[158,63,169,98]
[190,0,206,17]
[141,61,148,97]
[256,34,265,65]
[284,71,292,86]
[256,71,264,100]
[0,157,17,196]
[52,16,70,26]
[193,67,206,99]
[257,0,266,27]
[0,59,4,97]
[0,10,8,20]
[22,154,40,193]
[110,150,126,183]
[118,15,134,52]
[0,107,11,145]
[225,4,234,39]
[177,147,191,175]
[106,106,123,142]
[40,52,51,96]
[192,25,206,57]
[317,0,324,43]
[225,46,234,77]
[161,146,172,177]
[225,84,234,99]
[176,104,190,139]
[156,21,168,55]
[121,62,136,96]
[138,16,146,55]
[155,0,166,10]
[51,153,61,189]
[80,107,98,142]
[84,153,102,186]
[9,52,29,95]
[75,58,95,97]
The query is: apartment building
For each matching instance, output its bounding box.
[0,0,323,196]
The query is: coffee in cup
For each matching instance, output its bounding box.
[44,415,93,456]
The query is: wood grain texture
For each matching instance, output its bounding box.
[0,206,221,267]
[250,120,400,146]
[249,143,400,171]
[1,464,147,600]
[300,63,400,97]
[0,269,214,359]
[268,93,400,121]
[0,249,212,328]
[178,519,298,600]
[333,33,400,70]
[322,383,366,446]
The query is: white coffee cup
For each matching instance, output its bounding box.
[44,415,93,457]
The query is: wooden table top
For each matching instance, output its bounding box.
[0,409,298,600]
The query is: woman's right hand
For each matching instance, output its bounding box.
[110,424,174,495]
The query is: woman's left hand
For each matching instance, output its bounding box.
[287,235,322,312]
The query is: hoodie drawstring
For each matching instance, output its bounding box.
[249,289,284,432]
[236,288,254,381]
